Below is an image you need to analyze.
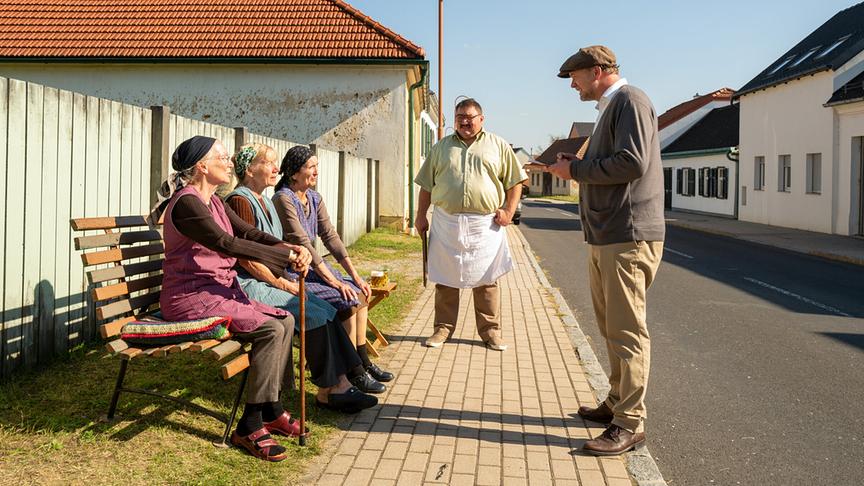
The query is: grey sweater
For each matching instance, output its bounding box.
[570,84,665,245]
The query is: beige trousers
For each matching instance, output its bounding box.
[588,241,663,433]
[434,282,501,341]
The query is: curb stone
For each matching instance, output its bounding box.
[513,227,669,486]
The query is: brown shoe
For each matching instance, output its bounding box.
[577,402,613,424]
[424,328,450,348]
[582,424,645,456]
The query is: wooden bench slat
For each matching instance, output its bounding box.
[97,292,160,321]
[169,342,194,353]
[221,353,250,380]
[208,340,242,361]
[82,242,164,266]
[75,229,163,250]
[119,348,142,360]
[93,274,163,302]
[190,340,221,352]
[88,259,163,284]
[105,339,129,354]
[153,345,175,358]
[70,216,152,231]
[100,316,136,339]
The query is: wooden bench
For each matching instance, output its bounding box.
[366,282,397,357]
[71,216,251,446]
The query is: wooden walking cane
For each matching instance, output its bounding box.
[421,230,428,288]
[298,271,307,446]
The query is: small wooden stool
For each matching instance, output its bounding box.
[365,282,397,357]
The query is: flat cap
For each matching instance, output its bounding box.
[557,45,617,78]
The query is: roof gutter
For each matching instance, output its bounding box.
[824,95,864,107]
[407,61,429,230]
[661,147,732,159]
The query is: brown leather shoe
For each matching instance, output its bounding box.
[582,424,645,456]
[577,402,614,424]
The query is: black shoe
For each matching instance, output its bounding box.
[315,386,378,414]
[349,371,386,394]
[365,363,394,382]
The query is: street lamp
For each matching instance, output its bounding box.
[438,0,443,140]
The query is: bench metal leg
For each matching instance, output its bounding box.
[220,368,249,446]
[107,359,129,419]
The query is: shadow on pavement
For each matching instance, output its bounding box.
[818,332,864,352]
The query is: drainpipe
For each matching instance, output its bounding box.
[726,146,740,219]
[408,62,429,230]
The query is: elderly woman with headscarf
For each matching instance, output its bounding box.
[224,142,385,396]
[153,136,377,463]
[271,146,394,388]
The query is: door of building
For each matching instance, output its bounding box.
[857,137,864,236]
[663,168,673,209]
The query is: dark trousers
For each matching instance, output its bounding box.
[235,316,294,404]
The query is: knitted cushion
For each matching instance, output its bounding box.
[121,316,232,346]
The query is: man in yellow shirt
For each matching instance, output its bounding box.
[414,98,528,351]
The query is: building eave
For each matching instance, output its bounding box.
[661,147,734,160]
[0,56,425,65]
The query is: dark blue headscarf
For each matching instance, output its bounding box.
[276,145,314,192]
[172,136,216,171]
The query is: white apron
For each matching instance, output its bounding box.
[427,207,513,289]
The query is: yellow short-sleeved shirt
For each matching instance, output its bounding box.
[414,130,528,215]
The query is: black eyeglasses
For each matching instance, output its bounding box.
[455,114,481,122]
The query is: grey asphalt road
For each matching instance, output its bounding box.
[518,199,864,486]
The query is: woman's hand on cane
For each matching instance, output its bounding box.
[286,244,312,273]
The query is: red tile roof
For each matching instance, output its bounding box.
[658,88,734,130]
[0,0,425,59]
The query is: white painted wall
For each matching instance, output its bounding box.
[0,62,412,219]
[738,71,836,233]
[660,100,729,149]
[664,153,736,216]
[834,102,864,235]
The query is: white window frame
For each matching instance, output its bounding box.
[806,153,821,194]
[778,154,791,192]
[754,156,765,190]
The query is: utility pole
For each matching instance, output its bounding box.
[437,0,443,140]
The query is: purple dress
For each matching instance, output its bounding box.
[160,186,288,333]
[276,188,362,312]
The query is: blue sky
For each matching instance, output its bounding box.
[347,0,859,153]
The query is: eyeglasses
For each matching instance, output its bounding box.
[455,114,481,122]
[203,155,231,164]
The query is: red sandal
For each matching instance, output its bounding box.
[264,411,305,438]
[230,427,287,462]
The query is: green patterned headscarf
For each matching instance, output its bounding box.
[233,145,257,177]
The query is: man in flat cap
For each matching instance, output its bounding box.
[539,45,665,455]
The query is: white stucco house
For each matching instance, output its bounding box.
[0,0,430,228]
[734,1,864,236]
[662,104,739,217]
[658,88,734,151]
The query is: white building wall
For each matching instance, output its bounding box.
[738,71,836,233]
[0,62,411,219]
[664,153,736,216]
[834,102,864,235]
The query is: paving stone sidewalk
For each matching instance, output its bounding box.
[305,227,638,485]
